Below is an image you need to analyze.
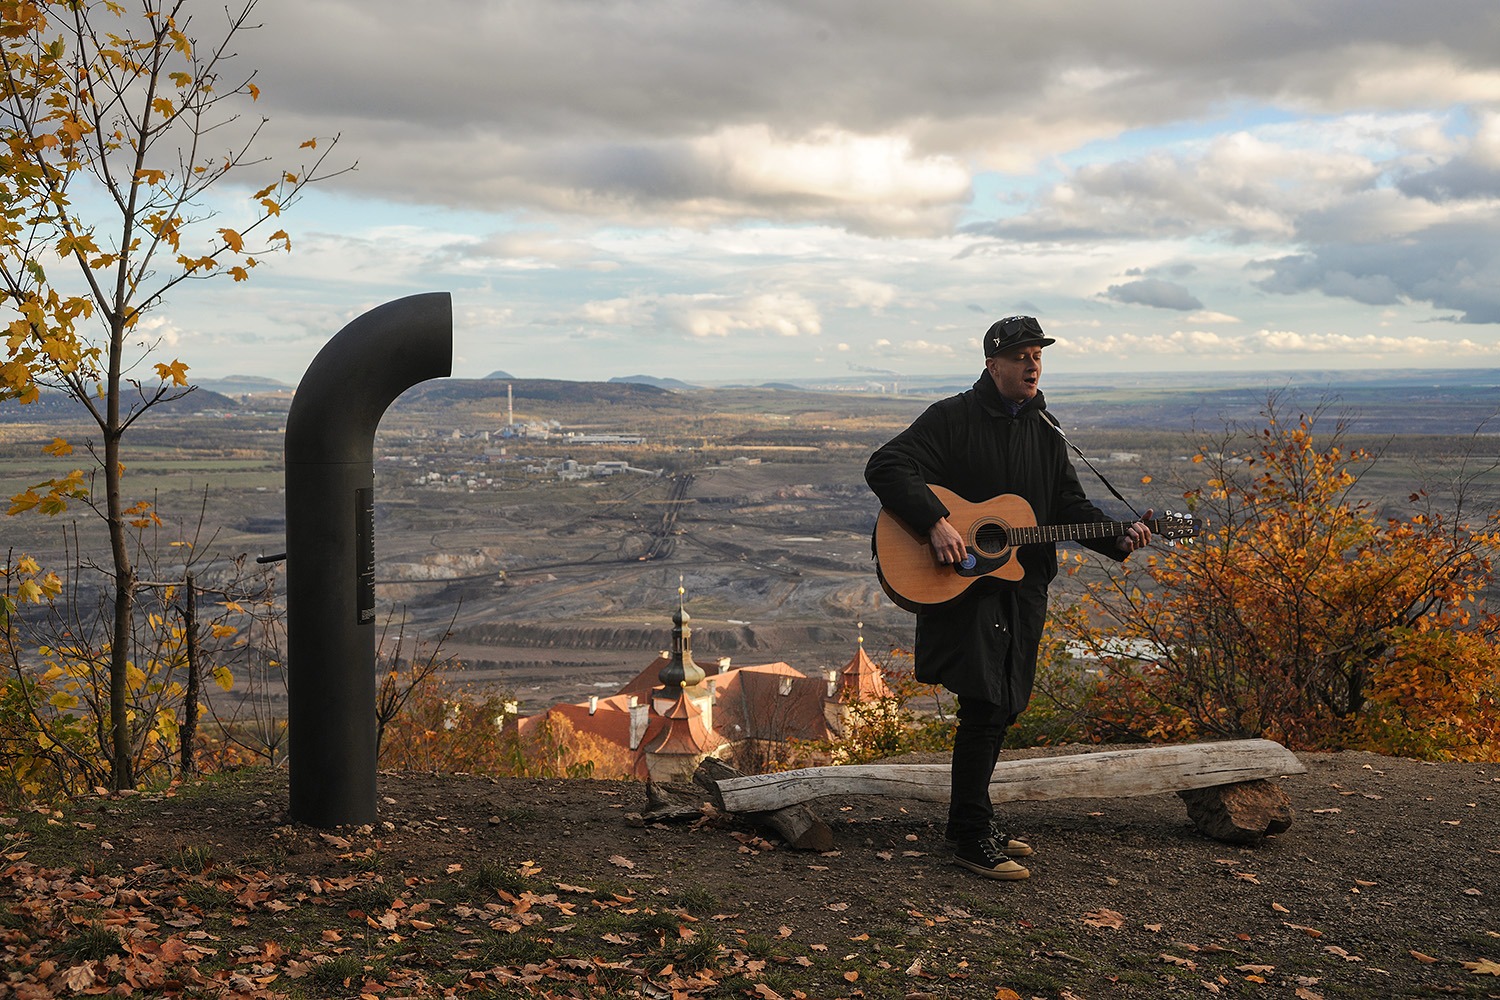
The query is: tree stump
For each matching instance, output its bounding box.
[639,781,709,823]
[1178,778,1294,844]
[694,758,835,852]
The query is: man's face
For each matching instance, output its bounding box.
[985,346,1043,404]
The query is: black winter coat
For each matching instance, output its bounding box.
[864,372,1124,714]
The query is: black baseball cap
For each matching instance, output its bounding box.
[984,315,1055,356]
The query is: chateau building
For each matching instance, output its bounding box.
[517,600,890,782]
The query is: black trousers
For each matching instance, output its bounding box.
[946,695,1016,842]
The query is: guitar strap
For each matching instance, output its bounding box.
[1040,410,1146,520]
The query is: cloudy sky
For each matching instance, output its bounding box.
[135,0,1500,384]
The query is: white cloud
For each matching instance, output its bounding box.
[1250,328,1500,357]
[841,278,898,311]
[988,130,1384,243]
[897,339,961,358]
[575,291,822,340]
[1054,326,1500,363]
[676,292,822,338]
[133,314,182,350]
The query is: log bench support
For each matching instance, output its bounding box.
[704,739,1305,848]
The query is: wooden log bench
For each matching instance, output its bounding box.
[703,738,1306,847]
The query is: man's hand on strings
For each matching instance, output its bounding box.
[1118,509,1154,554]
[928,517,969,566]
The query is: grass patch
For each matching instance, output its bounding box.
[660,884,719,911]
[55,921,124,962]
[304,954,367,993]
[480,930,557,967]
[174,880,234,911]
[173,844,215,873]
[489,805,539,825]
[463,860,534,899]
[672,925,723,972]
[342,882,398,914]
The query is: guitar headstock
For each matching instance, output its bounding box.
[1153,509,1203,542]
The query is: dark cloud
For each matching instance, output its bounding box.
[233,0,1500,228]
[1398,161,1500,202]
[1104,279,1203,311]
[1252,221,1500,323]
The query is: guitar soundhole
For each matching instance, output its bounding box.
[972,521,1010,557]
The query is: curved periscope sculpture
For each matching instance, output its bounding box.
[284,292,452,826]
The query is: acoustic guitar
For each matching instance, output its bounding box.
[874,485,1202,612]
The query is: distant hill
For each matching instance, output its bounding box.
[0,387,237,422]
[399,377,677,409]
[482,370,517,380]
[609,374,700,390]
[196,375,293,395]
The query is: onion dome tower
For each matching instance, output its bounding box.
[651,577,706,714]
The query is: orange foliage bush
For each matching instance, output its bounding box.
[1360,628,1500,760]
[1057,397,1500,758]
[376,669,636,779]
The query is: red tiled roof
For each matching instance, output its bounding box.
[713,667,839,743]
[642,687,719,756]
[518,637,888,768]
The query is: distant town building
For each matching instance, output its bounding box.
[564,432,646,445]
[515,599,890,782]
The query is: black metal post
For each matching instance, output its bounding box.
[284,292,452,826]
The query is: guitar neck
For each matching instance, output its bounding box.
[1011,519,1151,546]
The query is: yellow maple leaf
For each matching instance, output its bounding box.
[1465,959,1500,976]
[154,359,189,385]
[218,227,244,252]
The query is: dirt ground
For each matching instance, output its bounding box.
[12,746,1497,998]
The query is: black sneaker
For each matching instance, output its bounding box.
[987,830,1034,859]
[946,825,1035,858]
[952,838,1030,880]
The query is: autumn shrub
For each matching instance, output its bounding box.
[374,666,635,779]
[802,648,955,766]
[1357,627,1500,760]
[1054,397,1500,758]
[0,541,282,804]
[1009,626,1113,747]
[374,669,518,774]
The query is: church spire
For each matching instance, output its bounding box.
[653,576,704,706]
[839,620,891,701]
